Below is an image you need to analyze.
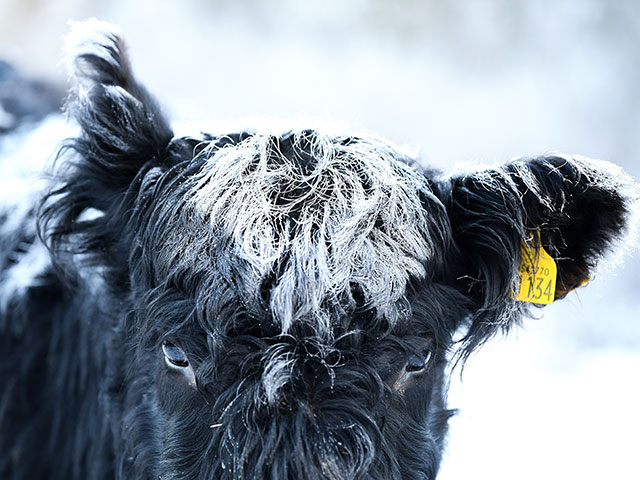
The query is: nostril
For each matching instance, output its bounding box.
[302,361,317,390]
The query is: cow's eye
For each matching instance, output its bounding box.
[162,341,189,368]
[392,346,434,393]
[405,350,432,374]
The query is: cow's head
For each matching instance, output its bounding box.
[40,20,637,480]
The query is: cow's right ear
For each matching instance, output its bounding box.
[39,20,175,278]
[63,19,173,198]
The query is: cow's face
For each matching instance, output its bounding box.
[41,20,636,480]
[122,130,466,479]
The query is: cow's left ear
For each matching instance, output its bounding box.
[440,154,638,354]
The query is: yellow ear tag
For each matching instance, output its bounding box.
[515,233,557,305]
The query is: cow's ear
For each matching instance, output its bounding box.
[442,154,638,355]
[62,19,173,197]
[39,20,174,279]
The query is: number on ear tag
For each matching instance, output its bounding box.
[515,233,557,305]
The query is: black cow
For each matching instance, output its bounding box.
[0,20,637,480]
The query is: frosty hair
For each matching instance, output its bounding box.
[155,130,450,335]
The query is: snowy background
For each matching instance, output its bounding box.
[1,1,639,478]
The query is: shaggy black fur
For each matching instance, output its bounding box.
[0,21,637,480]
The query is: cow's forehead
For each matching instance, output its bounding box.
[155,130,449,334]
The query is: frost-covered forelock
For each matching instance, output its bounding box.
[185,130,448,334]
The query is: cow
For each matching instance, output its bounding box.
[0,19,637,480]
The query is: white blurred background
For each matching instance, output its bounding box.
[1,1,638,478]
